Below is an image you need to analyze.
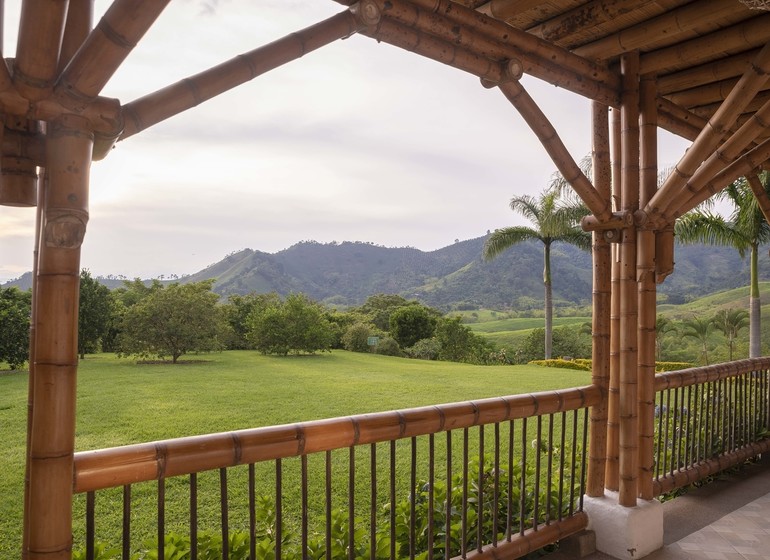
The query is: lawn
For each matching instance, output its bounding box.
[0,351,591,557]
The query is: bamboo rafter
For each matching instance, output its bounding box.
[657,49,760,95]
[645,41,770,222]
[747,173,770,225]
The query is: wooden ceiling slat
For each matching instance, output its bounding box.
[640,14,770,75]
[657,50,758,95]
[13,0,68,101]
[573,0,752,61]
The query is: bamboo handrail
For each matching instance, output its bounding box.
[654,358,770,392]
[13,0,68,101]
[54,0,171,112]
[574,0,746,61]
[498,79,612,221]
[471,513,589,559]
[640,13,770,75]
[646,41,770,222]
[120,10,362,141]
[73,385,601,493]
[376,0,620,107]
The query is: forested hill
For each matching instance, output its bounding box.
[5,237,770,310]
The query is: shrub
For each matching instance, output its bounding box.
[374,336,402,357]
[655,361,694,372]
[342,322,377,353]
[406,337,441,360]
[529,359,591,371]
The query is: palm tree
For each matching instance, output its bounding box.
[712,308,749,361]
[682,316,715,365]
[675,172,770,358]
[483,189,590,359]
[655,315,678,362]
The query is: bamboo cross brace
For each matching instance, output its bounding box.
[673,137,770,219]
[646,41,770,222]
[498,80,611,221]
[120,11,362,141]
[655,97,770,225]
[55,0,172,112]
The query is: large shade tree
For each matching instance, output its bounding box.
[483,189,590,359]
[675,173,770,358]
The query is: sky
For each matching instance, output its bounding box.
[0,0,691,282]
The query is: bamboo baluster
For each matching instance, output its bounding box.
[618,51,640,508]
[647,41,770,222]
[640,14,770,75]
[574,0,748,61]
[498,79,612,221]
[54,0,171,112]
[58,0,94,73]
[14,0,68,101]
[606,106,621,491]
[587,101,611,498]
[658,98,770,224]
[637,74,658,502]
[673,137,770,218]
[24,115,93,560]
[120,11,362,140]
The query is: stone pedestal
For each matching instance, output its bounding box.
[583,491,663,559]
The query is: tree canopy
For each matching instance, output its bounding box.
[0,287,31,370]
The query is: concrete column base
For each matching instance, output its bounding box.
[583,491,663,559]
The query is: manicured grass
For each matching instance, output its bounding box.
[1,351,591,557]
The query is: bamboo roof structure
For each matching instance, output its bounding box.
[4,1,770,559]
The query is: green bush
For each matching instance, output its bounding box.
[528,359,591,371]
[374,336,402,357]
[655,361,694,372]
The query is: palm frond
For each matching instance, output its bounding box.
[482,227,541,260]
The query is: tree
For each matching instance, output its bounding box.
[389,304,438,349]
[712,308,749,361]
[682,316,715,365]
[434,316,491,363]
[247,293,334,355]
[119,281,223,363]
[221,293,281,350]
[483,189,590,359]
[356,294,412,331]
[0,287,31,370]
[78,269,112,358]
[675,172,770,357]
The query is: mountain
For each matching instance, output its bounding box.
[5,236,770,311]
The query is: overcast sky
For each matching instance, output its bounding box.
[0,1,690,282]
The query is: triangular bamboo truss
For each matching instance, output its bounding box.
[2,1,769,558]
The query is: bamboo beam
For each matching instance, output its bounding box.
[574,0,747,61]
[120,10,361,141]
[656,97,770,224]
[657,49,759,95]
[640,14,770,75]
[55,0,170,112]
[366,0,621,107]
[666,77,770,109]
[498,79,612,221]
[14,0,68,101]
[646,41,770,222]
[674,136,770,218]
[691,90,770,121]
[618,51,640,508]
[58,0,93,72]
[606,106,621,491]
[24,115,93,560]
[637,73,657,502]
[587,101,611,498]
[747,173,770,227]
[656,96,709,141]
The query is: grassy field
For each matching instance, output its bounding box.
[0,350,590,557]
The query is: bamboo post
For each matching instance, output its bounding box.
[498,79,612,221]
[587,101,611,498]
[24,115,93,560]
[647,41,770,221]
[606,106,621,491]
[618,51,640,508]
[637,74,658,502]
[120,11,362,140]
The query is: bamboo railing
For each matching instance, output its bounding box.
[73,386,598,559]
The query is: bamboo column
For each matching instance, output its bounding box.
[606,106,622,491]
[24,115,93,560]
[618,52,640,507]
[637,73,657,502]
[587,101,611,497]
